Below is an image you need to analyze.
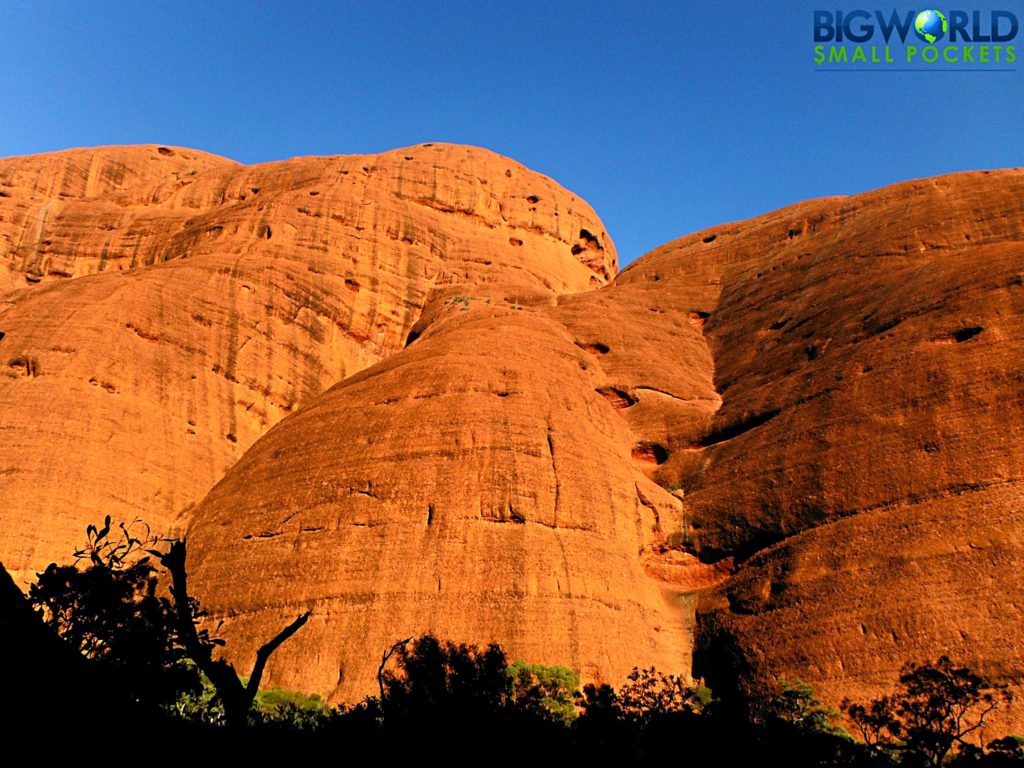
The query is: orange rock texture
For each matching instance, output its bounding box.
[0,143,614,585]
[1,144,1022,724]
[666,171,1024,728]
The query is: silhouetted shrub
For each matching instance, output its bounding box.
[379,634,513,722]
[27,516,198,711]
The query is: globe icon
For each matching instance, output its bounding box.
[914,9,948,43]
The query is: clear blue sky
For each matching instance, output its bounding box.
[2,1,1021,264]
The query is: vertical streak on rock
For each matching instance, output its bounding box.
[546,419,559,528]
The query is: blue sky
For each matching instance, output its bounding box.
[2,1,1021,264]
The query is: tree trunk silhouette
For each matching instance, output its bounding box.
[159,539,311,729]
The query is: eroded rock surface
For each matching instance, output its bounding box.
[0,143,613,584]
[2,145,1022,726]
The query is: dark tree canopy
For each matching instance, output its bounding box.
[846,656,1013,767]
[27,516,195,710]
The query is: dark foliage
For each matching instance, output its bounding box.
[12,518,1024,766]
[381,634,511,713]
[845,656,1014,767]
[22,516,310,732]
[27,516,197,710]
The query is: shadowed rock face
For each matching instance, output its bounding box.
[630,170,1024,729]
[2,145,1022,726]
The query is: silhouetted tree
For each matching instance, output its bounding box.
[845,656,1012,767]
[616,666,710,723]
[158,539,311,729]
[574,667,717,764]
[27,516,312,730]
[27,516,195,710]
[370,634,585,762]
[378,634,513,720]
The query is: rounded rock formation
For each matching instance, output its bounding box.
[0,143,614,584]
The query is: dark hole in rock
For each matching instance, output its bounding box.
[495,391,510,398]
[226,433,237,443]
[805,344,820,360]
[578,228,601,249]
[952,326,983,343]
[258,224,272,240]
[0,332,5,343]
[344,278,360,293]
[309,190,320,196]
[874,317,903,335]
[0,191,9,198]
[404,156,413,161]
[702,234,718,243]
[157,147,175,156]
[770,317,788,330]
[422,143,434,147]
[788,228,801,239]
[405,329,421,346]
[250,187,260,194]
[526,195,540,204]
[596,386,637,409]
[505,169,513,178]
[9,356,40,377]
[632,443,669,465]
[509,237,523,247]
[574,340,610,355]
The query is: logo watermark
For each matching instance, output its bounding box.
[813,8,1018,70]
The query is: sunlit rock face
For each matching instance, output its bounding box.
[0,142,614,584]
[3,144,1022,728]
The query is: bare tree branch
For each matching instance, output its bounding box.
[245,610,312,700]
[378,636,412,701]
[158,537,312,728]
